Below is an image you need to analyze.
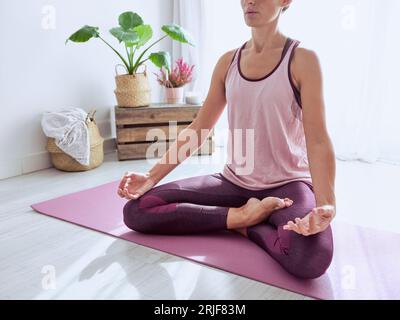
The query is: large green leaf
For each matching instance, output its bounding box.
[149,51,171,73]
[109,27,139,44]
[118,11,143,30]
[133,24,153,48]
[161,24,195,46]
[66,25,99,44]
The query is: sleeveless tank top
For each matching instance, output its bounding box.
[221,37,313,190]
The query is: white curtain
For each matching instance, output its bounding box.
[174,0,400,164]
[325,0,400,165]
[171,0,208,98]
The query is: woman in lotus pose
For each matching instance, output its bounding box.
[118,0,336,279]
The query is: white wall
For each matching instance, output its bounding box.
[0,0,173,180]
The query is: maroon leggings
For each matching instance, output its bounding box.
[123,172,333,279]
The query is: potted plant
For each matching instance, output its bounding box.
[66,11,195,108]
[154,57,195,104]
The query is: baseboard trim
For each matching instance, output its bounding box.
[0,137,117,181]
[1,136,224,180]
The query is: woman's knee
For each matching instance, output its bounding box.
[123,190,176,233]
[123,199,150,233]
[286,231,334,279]
[297,249,333,279]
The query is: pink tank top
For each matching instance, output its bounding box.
[221,37,313,190]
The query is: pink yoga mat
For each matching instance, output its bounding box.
[31,180,400,300]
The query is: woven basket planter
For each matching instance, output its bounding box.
[114,64,151,108]
[46,110,104,172]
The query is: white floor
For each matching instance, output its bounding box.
[1,146,399,300]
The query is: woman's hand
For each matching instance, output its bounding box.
[283,205,336,236]
[117,171,157,200]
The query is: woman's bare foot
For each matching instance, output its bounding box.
[227,196,293,231]
[245,197,293,226]
[233,227,249,238]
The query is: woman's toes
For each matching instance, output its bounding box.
[259,197,293,212]
[284,198,293,207]
[275,197,293,209]
[274,198,287,209]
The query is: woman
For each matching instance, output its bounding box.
[118,0,336,279]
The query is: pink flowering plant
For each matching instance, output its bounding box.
[154,57,195,88]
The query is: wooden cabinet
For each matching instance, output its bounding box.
[115,103,215,160]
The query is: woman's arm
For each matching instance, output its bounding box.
[292,48,336,211]
[282,47,336,236]
[147,51,235,184]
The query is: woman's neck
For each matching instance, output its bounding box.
[249,24,285,53]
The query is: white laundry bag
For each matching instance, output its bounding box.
[41,108,91,166]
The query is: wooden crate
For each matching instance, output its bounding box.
[115,103,215,160]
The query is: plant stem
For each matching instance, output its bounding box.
[129,46,134,65]
[132,35,168,73]
[125,45,134,73]
[125,45,130,63]
[133,46,137,59]
[137,58,149,66]
[98,36,130,73]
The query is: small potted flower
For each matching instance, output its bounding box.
[154,57,195,104]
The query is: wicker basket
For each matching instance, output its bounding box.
[46,109,104,172]
[114,64,151,108]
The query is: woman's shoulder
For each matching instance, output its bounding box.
[222,48,239,65]
[214,48,240,82]
[291,42,321,66]
[289,42,324,90]
[290,42,322,75]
